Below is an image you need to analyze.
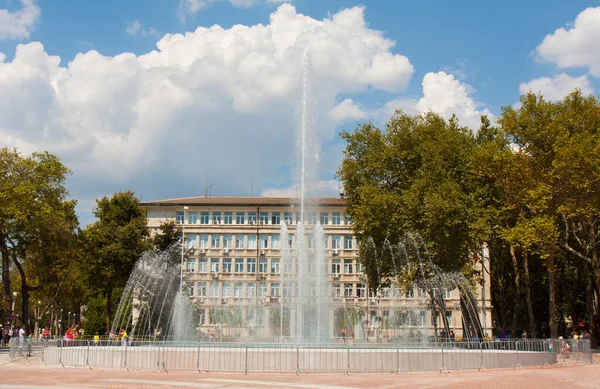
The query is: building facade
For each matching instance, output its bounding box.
[142,196,492,342]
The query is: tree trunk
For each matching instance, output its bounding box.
[548,253,558,338]
[522,251,536,338]
[509,244,521,336]
[0,237,12,327]
[586,271,597,347]
[105,289,113,329]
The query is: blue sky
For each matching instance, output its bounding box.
[1,0,599,225]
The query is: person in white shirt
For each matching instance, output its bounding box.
[18,326,25,354]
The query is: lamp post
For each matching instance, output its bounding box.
[179,206,189,294]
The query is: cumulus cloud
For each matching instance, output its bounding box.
[177,0,289,22]
[0,4,414,212]
[329,99,367,122]
[0,0,40,39]
[125,20,159,37]
[535,7,600,77]
[415,72,492,129]
[519,73,594,100]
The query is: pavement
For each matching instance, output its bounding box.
[0,354,599,389]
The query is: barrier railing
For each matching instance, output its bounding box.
[40,338,593,373]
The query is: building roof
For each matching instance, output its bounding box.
[141,196,345,207]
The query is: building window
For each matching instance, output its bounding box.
[284,212,293,223]
[198,258,208,273]
[308,212,317,224]
[260,212,269,224]
[224,212,233,225]
[344,236,353,250]
[288,234,293,249]
[186,258,195,272]
[320,212,329,225]
[357,284,366,298]
[259,258,268,273]
[332,236,341,250]
[198,282,207,297]
[248,235,257,249]
[283,284,293,297]
[200,212,209,224]
[271,259,280,273]
[222,258,232,273]
[187,234,197,249]
[247,283,255,297]
[247,258,256,273]
[211,235,221,249]
[332,283,341,297]
[332,212,341,225]
[259,234,268,249]
[283,262,293,274]
[209,282,219,297]
[210,258,219,273]
[235,235,245,249]
[344,260,353,274]
[223,235,232,249]
[344,283,353,298]
[234,282,244,297]
[345,214,352,225]
[236,212,245,224]
[308,236,315,249]
[272,235,280,249]
[356,261,362,274]
[188,212,197,224]
[309,282,316,297]
[405,287,415,298]
[258,282,268,297]
[271,212,280,225]
[235,258,244,273]
[222,282,232,297]
[198,309,206,325]
[323,236,329,249]
[212,212,221,223]
[295,212,301,224]
[176,211,184,224]
[332,259,341,274]
[248,212,257,223]
[200,234,209,249]
[271,282,280,297]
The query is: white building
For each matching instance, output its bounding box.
[142,196,492,342]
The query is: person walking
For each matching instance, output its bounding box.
[18,325,26,356]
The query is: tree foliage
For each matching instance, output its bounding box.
[81,191,150,323]
[337,112,490,288]
[83,295,108,336]
[0,148,79,331]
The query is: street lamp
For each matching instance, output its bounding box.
[179,206,189,294]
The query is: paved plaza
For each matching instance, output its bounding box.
[0,354,599,389]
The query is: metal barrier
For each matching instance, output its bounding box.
[41,339,593,373]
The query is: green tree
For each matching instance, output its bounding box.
[337,112,489,288]
[0,148,79,331]
[81,191,150,324]
[83,295,108,336]
[153,221,182,252]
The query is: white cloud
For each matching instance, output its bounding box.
[177,0,289,21]
[372,71,491,130]
[0,0,40,40]
[536,7,600,77]
[262,180,340,197]
[519,73,594,100]
[416,71,492,129]
[329,99,367,122]
[125,20,159,38]
[0,4,414,212]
